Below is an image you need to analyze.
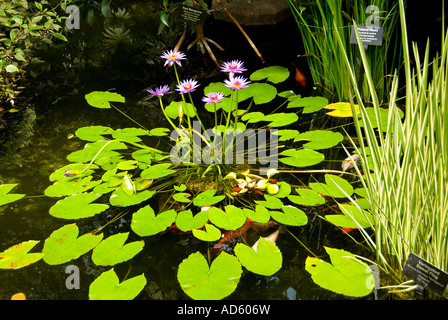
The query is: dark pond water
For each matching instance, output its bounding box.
[4,1,439,300]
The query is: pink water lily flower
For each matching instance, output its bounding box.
[224,76,250,90]
[161,49,187,67]
[202,92,225,105]
[147,85,173,98]
[220,60,247,77]
[176,79,200,94]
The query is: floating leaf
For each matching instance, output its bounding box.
[173,192,191,203]
[112,128,149,143]
[0,184,25,207]
[131,206,176,237]
[208,205,246,230]
[177,251,242,300]
[250,66,289,83]
[49,193,109,219]
[193,190,225,207]
[43,223,103,265]
[75,126,114,141]
[49,163,98,181]
[324,102,360,117]
[294,130,344,150]
[242,205,270,224]
[270,206,308,226]
[116,160,138,171]
[165,101,196,118]
[359,107,403,132]
[176,209,208,231]
[241,111,265,123]
[192,223,222,242]
[288,188,325,206]
[0,241,44,269]
[255,194,284,209]
[92,232,144,266]
[234,237,282,276]
[279,148,325,167]
[150,127,171,136]
[121,175,135,196]
[89,269,146,300]
[44,176,102,197]
[273,129,300,141]
[109,188,155,207]
[263,113,298,127]
[67,140,127,163]
[287,96,328,113]
[141,163,176,179]
[204,82,232,96]
[325,204,373,229]
[274,182,291,198]
[85,91,125,109]
[309,174,353,198]
[305,247,374,297]
[237,83,277,105]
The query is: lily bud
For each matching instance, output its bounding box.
[178,104,184,119]
[266,183,279,195]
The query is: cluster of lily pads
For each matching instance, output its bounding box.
[0,50,384,299]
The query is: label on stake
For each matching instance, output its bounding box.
[178,4,207,25]
[402,253,448,296]
[350,25,383,46]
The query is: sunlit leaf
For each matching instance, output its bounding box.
[294,130,344,150]
[176,209,208,231]
[131,205,176,237]
[192,223,221,242]
[116,160,138,171]
[49,163,98,181]
[0,184,25,207]
[92,232,144,266]
[165,101,196,118]
[75,126,113,141]
[325,204,373,229]
[309,174,353,198]
[273,129,300,141]
[242,205,270,224]
[177,251,242,300]
[250,66,290,83]
[241,111,265,123]
[0,241,44,269]
[279,148,325,167]
[208,205,246,230]
[43,223,103,265]
[324,102,360,117]
[44,176,102,197]
[193,190,225,207]
[150,127,171,136]
[270,205,308,226]
[287,96,328,113]
[89,269,146,300]
[141,163,176,179]
[234,237,282,276]
[67,140,127,163]
[172,192,191,203]
[288,188,325,206]
[255,194,283,209]
[263,113,298,127]
[237,83,277,104]
[85,91,125,109]
[109,188,155,207]
[49,192,109,219]
[305,247,374,297]
[112,128,149,143]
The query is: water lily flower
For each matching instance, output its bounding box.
[176,79,200,94]
[224,76,250,90]
[202,92,225,105]
[160,49,187,67]
[220,60,247,77]
[146,85,173,98]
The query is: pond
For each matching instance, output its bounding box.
[0,5,386,301]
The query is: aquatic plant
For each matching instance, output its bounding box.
[0,49,381,300]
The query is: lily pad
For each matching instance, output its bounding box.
[0,240,44,269]
[309,174,353,198]
[193,190,225,207]
[192,223,222,242]
[75,126,114,141]
[294,130,344,150]
[175,209,208,231]
[250,66,289,83]
[177,251,242,300]
[131,149,163,164]
[234,237,282,276]
[263,113,298,127]
[305,247,374,297]
[89,269,146,300]
[273,129,300,141]
[67,140,127,163]
[131,206,176,237]
[270,206,308,226]
[44,176,102,197]
[237,83,277,105]
[92,232,144,266]
[279,148,325,167]
[324,102,360,117]
[242,205,271,224]
[255,194,283,209]
[165,101,196,118]
[150,127,171,136]
[112,128,150,143]
[109,187,155,207]
[49,192,109,219]
[241,111,266,123]
[208,205,247,230]
[288,188,325,206]
[173,192,192,203]
[0,184,25,207]
[49,163,98,181]
[42,223,103,265]
[85,91,125,109]
[287,96,328,113]
[141,163,176,179]
[325,204,374,229]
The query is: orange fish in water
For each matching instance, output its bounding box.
[11,293,26,300]
[292,63,307,87]
[342,227,356,234]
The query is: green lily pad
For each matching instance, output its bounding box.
[116,160,138,171]
[324,102,360,117]
[0,240,44,269]
[49,192,109,219]
[85,91,125,109]
[44,176,102,197]
[305,247,374,297]
[287,96,328,113]
[255,194,284,209]
[309,174,353,198]
[150,127,171,136]
[192,223,222,242]
[270,206,308,226]
[112,128,150,143]
[294,130,344,150]
[263,113,298,127]
[234,237,282,276]
[43,223,103,265]
[237,83,277,105]
[279,148,325,167]
[67,140,127,163]
[242,205,271,224]
[89,269,146,300]
[241,111,265,124]
[165,101,196,118]
[173,192,192,203]
[359,107,403,132]
[177,251,242,300]
[141,163,176,179]
[0,184,25,207]
[273,129,300,141]
[175,209,208,231]
[288,188,325,206]
[131,205,176,237]
[250,66,290,83]
[92,232,144,266]
[208,205,247,230]
[49,163,98,181]
[131,149,163,164]
[75,126,114,141]
[193,190,225,207]
[204,82,232,96]
[273,182,291,198]
[325,204,374,229]
[109,188,155,207]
